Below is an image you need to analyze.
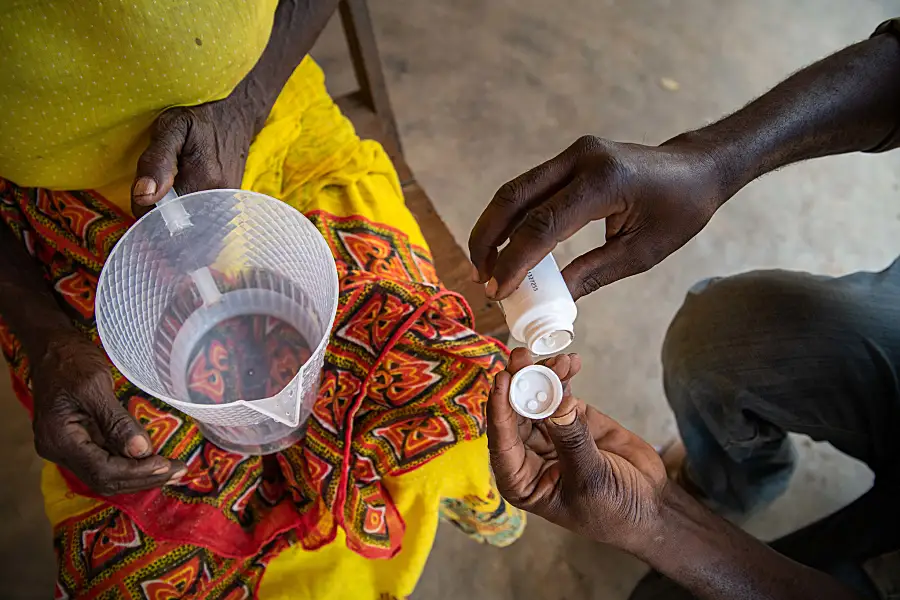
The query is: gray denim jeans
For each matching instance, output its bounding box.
[631,261,900,600]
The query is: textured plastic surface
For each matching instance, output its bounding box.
[508,365,564,419]
[95,189,339,451]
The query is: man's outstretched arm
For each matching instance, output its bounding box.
[677,19,900,199]
[470,20,900,300]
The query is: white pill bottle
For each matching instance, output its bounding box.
[499,253,577,355]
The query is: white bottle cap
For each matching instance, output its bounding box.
[508,365,564,419]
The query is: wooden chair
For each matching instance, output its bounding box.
[332,0,509,343]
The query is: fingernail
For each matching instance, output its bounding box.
[127,436,151,458]
[132,176,157,198]
[485,278,498,298]
[152,464,170,475]
[167,468,187,484]
[470,264,482,283]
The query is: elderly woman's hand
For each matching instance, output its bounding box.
[129,93,262,215]
[488,347,668,553]
[127,0,341,215]
[31,331,185,495]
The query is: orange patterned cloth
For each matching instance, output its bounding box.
[0,179,521,598]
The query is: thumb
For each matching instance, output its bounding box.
[561,236,658,300]
[544,394,601,475]
[84,386,155,459]
[132,110,190,207]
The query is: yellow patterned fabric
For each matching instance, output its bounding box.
[0,2,525,596]
[241,57,427,250]
[246,62,525,598]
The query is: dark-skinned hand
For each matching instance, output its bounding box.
[469,135,724,301]
[31,331,185,495]
[488,347,667,552]
[129,95,262,216]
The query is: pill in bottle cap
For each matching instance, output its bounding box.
[508,365,565,419]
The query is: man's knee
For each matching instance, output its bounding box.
[659,268,852,457]
[662,269,840,388]
[660,271,819,512]
[663,266,900,477]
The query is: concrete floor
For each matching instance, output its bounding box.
[4,0,900,598]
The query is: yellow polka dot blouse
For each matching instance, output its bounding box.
[0,0,279,208]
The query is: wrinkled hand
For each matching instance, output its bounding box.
[469,135,725,300]
[31,332,185,495]
[488,348,667,551]
[130,96,261,216]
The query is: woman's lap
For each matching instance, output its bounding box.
[0,58,522,599]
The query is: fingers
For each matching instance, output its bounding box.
[561,235,660,300]
[539,353,581,387]
[509,349,581,382]
[544,392,601,475]
[37,419,185,495]
[564,354,582,381]
[487,370,527,475]
[487,178,603,300]
[468,142,581,283]
[132,110,190,206]
[505,347,535,375]
[33,368,186,495]
[85,385,155,459]
[176,128,237,194]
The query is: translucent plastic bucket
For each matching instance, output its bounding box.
[95,189,339,454]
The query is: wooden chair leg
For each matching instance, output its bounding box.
[338,0,403,156]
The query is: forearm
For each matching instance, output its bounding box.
[671,27,900,199]
[637,485,860,600]
[229,0,341,131]
[0,225,76,361]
